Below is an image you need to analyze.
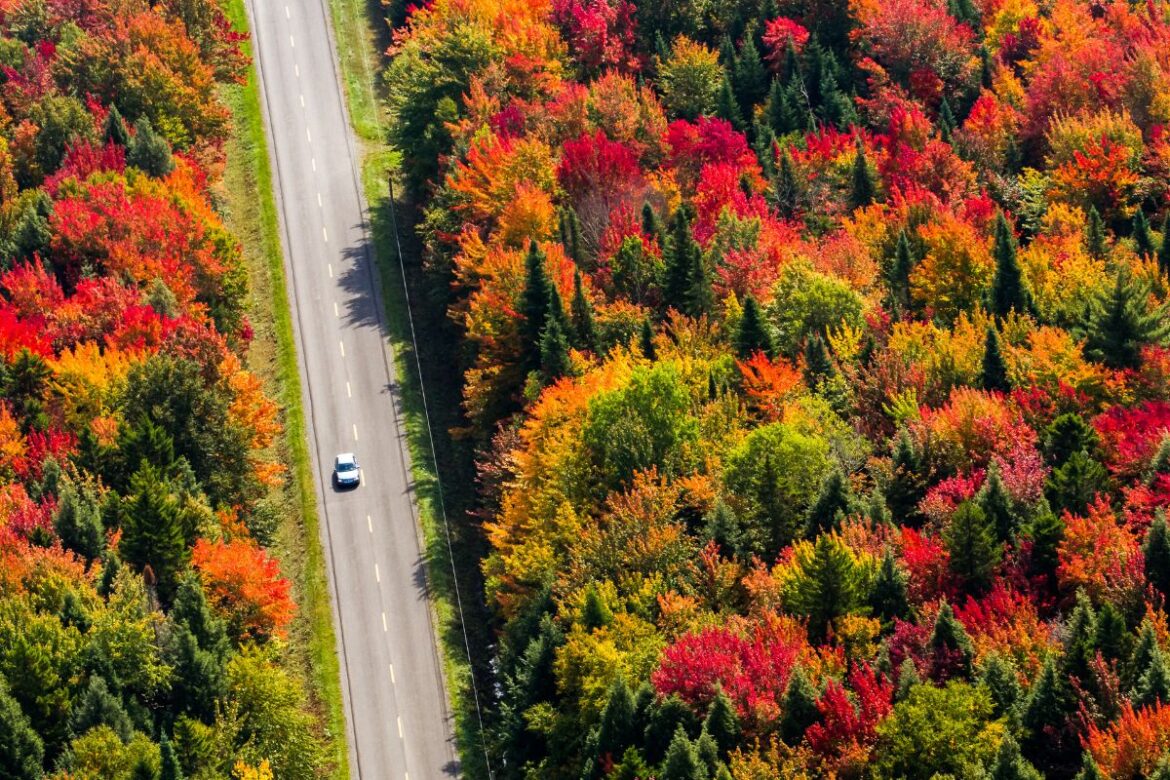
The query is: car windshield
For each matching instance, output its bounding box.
[337,461,357,472]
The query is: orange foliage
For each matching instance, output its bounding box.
[1086,701,1170,779]
[192,536,295,642]
[1056,499,1144,605]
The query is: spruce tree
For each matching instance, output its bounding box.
[981,325,1011,392]
[1047,450,1110,515]
[596,677,636,764]
[805,468,853,535]
[734,295,774,358]
[639,318,657,361]
[160,734,184,780]
[1146,512,1170,596]
[766,78,791,135]
[779,667,819,744]
[1129,620,1161,692]
[733,36,768,112]
[1158,214,1170,278]
[1083,270,1170,370]
[540,315,572,382]
[886,429,926,526]
[868,549,910,626]
[989,212,1032,317]
[641,202,662,247]
[581,583,613,630]
[1134,209,1156,259]
[1134,642,1170,707]
[520,241,555,372]
[715,74,744,131]
[644,696,698,764]
[1074,753,1107,780]
[1025,503,1064,580]
[1148,437,1170,487]
[990,734,1043,780]
[753,122,777,178]
[1092,601,1128,664]
[570,270,598,352]
[944,501,1000,593]
[981,653,1022,719]
[1085,206,1107,259]
[888,229,914,316]
[127,117,174,177]
[566,207,583,265]
[71,675,134,743]
[118,463,191,603]
[1042,413,1099,467]
[54,479,105,561]
[695,730,720,778]
[0,675,43,778]
[978,462,1019,543]
[661,726,706,780]
[703,689,740,756]
[686,250,714,317]
[1022,656,1074,763]
[664,210,699,312]
[894,657,920,701]
[849,136,876,210]
[929,601,975,680]
[104,105,131,147]
[773,146,801,218]
[937,97,956,141]
[802,333,836,390]
[791,534,865,642]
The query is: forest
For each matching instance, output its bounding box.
[383,0,1170,776]
[0,0,328,776]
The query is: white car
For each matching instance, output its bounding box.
[333,453,361,488]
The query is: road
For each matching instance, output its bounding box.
[244,0,460,776]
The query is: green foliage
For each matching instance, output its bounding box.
[71,675,134,744]
[127,117,175,177]
[978,462,1020,544]
[159,733,183,780]
[734,295,774,359]
[1046,451,1109,516]
[784,533,867,642]
[53,479,105,561]
[661,725,707,780]
[117,463,195,604]
[767,261,865,356]
[945,502,1000,594]
[773,145,802,218]
[570,270,598,352]
[989,212,1033,318]
[1133,209,1156,259]
[104,105,131,147]
[929,602,975,679]
[644,696,699,765]
[980,654,1022,720]
[663,209,700,313]
[886,430,926,526]
[1082,270,1170,370]
[0,674,43,780]
[1158,214,1170,278]
[849,137,876,210]
[1025,503,1064,579]
[1133,641,1170,707]
[1086,206,1107,259]
[780,667,819,744]
[732,36,768,113]
[868,549,910,626]
[1147,512,1170,597]
[989,733,1042,780]
[805,467,854,536]
[703,688,739,757]
[521,241,557,374]
[873,682,1002,779]
[981,325,1011,393]
[639,318,657,361]
[1021,657,1075,763]
[595,677,636,766]
[539,314,572,383]
[714,74,744,131]
[1042,413,1099,467]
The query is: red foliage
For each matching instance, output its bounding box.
[806,664,893,768]
[551,0,639,75]
[1094,401,1170,480]
[665,118,758,192]
[762,17,810,68]
[191,536,295,642]
[898,527,950,603]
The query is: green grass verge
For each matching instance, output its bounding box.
[217,2,350,776]
[325,0,496,775]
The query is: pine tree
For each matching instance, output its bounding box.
[644,696,698,765]
[1083,270,1170,370]
[780,667,819,744]
[766,78,791,135]
[1146,512,1170,596]
[695,729,719,778]
[160,733,184,780]
[127,116,174,177]
[849,136,876,210]
[703,689,740,756]
[868,549,910,626]
[641,201,661,246]
[1046,450,1110,515]
[1129,620,1161,692]
[570,270,598,352]
[1134,642,1170,707]
[54,479,105,561]
[752,122,777,178]
[686,250,714,317]
[888,229,914,316]
[715,73,744,131]
[791,534,865,642]
[989,212,1032,317]
[596,677,636,764]
[978,462,1019,543]
[805,468,853,535]
[802,333,836,389]
[937,97,956,142]
[661,726,706,780]
[1148,437,1170,487]
[1158,214,1170,278]
[886,429,926,526]
[895,657,920,701]
[639,318,657,361]
[981,325,1011,393]
[566,207,583,265]
[1134,209,1156,259]
[981,653,1022,719]
[118,463,191,603]
[929,601,975,679]
[990,734,1043,780]
[1085,206,1107,258]
[71,675,134,743]
[773,146,801,218]
[1025,503,1064,580]
[734,295,774,358]
[866,488,892,525]
[1042,413,1100,467]
[1022,656,1074,761]
[0,676,43,778]
[540,315,572,382]
[520,241,555,372]
[1092,601,1128,664]
[664,210,699,312]
[104,105,131,147]
[945,501,1000,593]
[733,36,768,112]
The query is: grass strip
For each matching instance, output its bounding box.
[217,2,350,776]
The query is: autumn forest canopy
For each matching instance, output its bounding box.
[383,0,1170,776]
[0,0,327,776]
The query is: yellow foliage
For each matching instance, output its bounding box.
[910,214,994,322]
[233,759,274,780]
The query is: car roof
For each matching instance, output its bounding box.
[335,452,357,464]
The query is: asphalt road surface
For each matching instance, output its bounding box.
[245,0,460,776]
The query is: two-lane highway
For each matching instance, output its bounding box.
[244,0,459,775]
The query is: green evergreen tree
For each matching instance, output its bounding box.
[661,726,707,780]
[937,97,956,141]
[868,549,910,626]
[1148,437,1170,486]
[127,117,174,177]
[159,734,183,780]
[1157,214,1170,278]
[734,295,774,359]
[990,733,1042,780]
[639,318,657,361]
[664,210,700,312]
[570,269,598,352]
[567,207,583,265]
[752,121,777,178]
[805,468,853,535]
[888,229,915,316]
[788,534,865,642]
[703,688,740,756]
[866,488,892,525]
[989,212,1033,317]
[1092,602,1129,664]
[944,501,1000,593]
[118,463,191,603]
[886,429,926,526]
[53,479,104,561]
[732,36,768,112]
[802,333,836,390]
[1134,643,1170,707]
[1146,512,1170,596]
[1134,209,1156,259]
[978,462,1019,543]
[520,241,555,372]
[1083,270,1170,370]
[1086,206,1107,259]
[71,675,134,743]
[981,325,1011,393]
[642,202,661,247]
[715,74,744,131]
[766,78,789,135]
[596,677,636,764]
[1042,413,1099,467]
[849,136,876,210]
[773,146,802,218]
[928,601,975,679]
[1074,753,1107,780]
[779,667,819,744]
[1022,656,1075,763]
[695,729,719,778]
[581,583,613,631]
[1025,502,1064,579]
[1046,450,1110,516]
[895,657,920,702]
[686,250,714,317]
[645,697,699,765]
[980,653,1022,719]
[0,675,43,779]
[1129,620,1161,692]
[104,105,131,148]
[540,315,571,382]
